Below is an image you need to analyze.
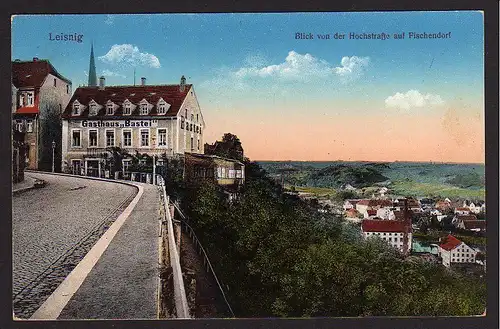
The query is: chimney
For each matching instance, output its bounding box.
[33,57,39,62]
[141,77,146,86]
[180,75,186,92]
[99,76,105,90]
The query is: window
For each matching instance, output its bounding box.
[71,130,81,147]
[72,102,80,115]
[197,138,200,151]
[388,237,392,242]
[191,137,194,150]
[221,167,226,178]
[236,170,242,178]
[15,120,23,132]
[66,85,70,94]
[158,129,167,147]
[191,114,194,121]
[123,130,132,147]
[89,103,98,116]
[27,92,34,106]
[190,123,193,131]
[158,103,166,115]
[140,103,148,115]
[181,119,185,129]
[229,169,235,178]
[140,129,149,147]
[217,167,222,178]
[106,130,115,147]
[123,103,132,115]
[54,78,57,87]
[185,109,188,118]
[196,114,199,122]
[89,130,98,147]
[106,104,114,115]
[26,120,33,133]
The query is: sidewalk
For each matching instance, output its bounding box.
[54,182,160,319]
[12,175,37,194]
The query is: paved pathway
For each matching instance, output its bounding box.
[58,182,160,319]
[12,172,137,318]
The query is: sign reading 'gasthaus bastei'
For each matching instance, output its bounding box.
[81,119,159,128]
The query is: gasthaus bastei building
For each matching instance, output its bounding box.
[61,75,205,177]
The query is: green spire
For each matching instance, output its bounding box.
[88,43,97,87]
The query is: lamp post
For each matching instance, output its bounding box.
[51,140,56,173]
[152,135,156,185]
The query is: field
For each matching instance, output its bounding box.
[259,161,485,200]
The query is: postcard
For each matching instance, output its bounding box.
[11,11,487,321]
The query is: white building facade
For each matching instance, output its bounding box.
[438,235,477,267]
[361,219,412,254]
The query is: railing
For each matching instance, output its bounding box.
[172,202,235,318]
[157,175,191,318]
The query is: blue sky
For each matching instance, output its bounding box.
[11,12,485,162]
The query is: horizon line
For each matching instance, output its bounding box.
[252,159,486,165]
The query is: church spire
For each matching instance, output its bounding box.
[88,42,97,87]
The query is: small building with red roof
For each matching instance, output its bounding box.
[12,57,72,170]
[438,234,478,267]
[361,219,412,254]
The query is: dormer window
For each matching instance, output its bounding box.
[139,100,149,115]
[123,100,132,115]
[157,99,170,115]
[72,101,81,115]
[106,102,114,115]
[89,101,99,116]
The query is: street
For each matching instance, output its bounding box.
[12,172,137,318]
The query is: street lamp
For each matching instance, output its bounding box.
[51,140,56,173]
[151,135,156,185]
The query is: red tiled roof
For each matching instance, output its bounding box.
[361,219,407,233]
[463,220,486,230]
[61,84,193,119]
[12,59,71,88]
[367,209,377,216]
[357,199,370,206]
[439,234,462,251]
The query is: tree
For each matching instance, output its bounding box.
[39,100,62,172]
[205,133,244,162]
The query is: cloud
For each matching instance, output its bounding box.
[234,51,370,82]
[334,56,370,78]
[83,70,88,77]
[101,69,126,78]
[98,44,161,68]
[385,90,444,110]
[104,15,114,25]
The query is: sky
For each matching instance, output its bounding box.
[11,12,485,163]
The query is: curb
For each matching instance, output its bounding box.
[24,170,153,189]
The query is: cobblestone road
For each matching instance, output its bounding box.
[12,173,137,318]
